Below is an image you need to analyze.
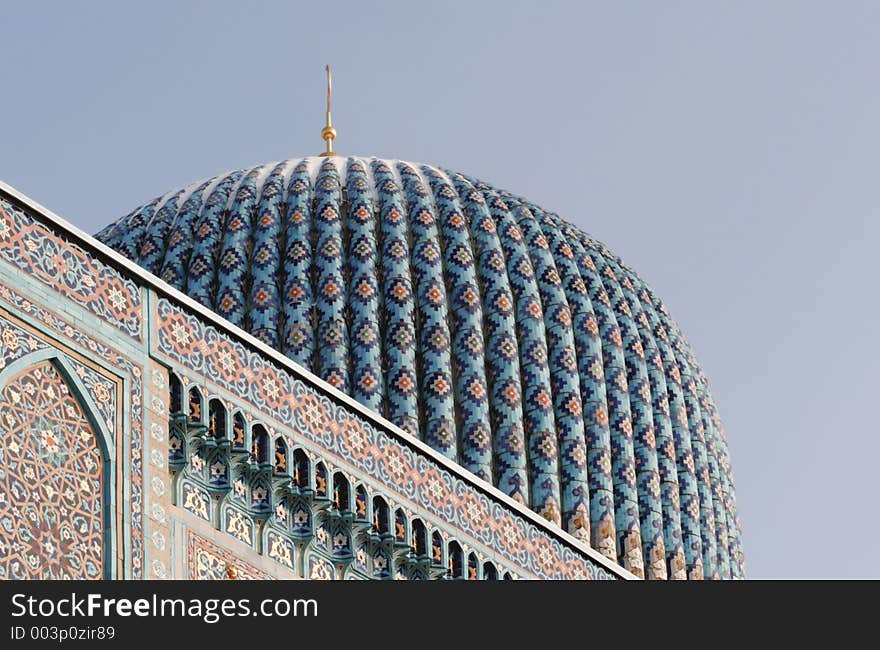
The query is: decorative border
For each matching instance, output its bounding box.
[156,297,617,580]
[67,356,117,437]
[0,198,142,342]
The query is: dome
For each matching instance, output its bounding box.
[95,156,743,580]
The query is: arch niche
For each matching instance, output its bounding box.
[0,350,116,579]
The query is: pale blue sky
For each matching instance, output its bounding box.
[3,1,877,578]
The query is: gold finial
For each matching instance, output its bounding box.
[320,65,339,157]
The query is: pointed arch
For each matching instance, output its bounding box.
[0,349,118,578]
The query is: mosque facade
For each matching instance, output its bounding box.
[0,91,743,580]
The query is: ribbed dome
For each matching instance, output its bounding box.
[96,156,743,579]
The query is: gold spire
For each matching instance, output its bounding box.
[320,65,339,157]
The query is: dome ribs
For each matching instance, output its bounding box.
[215,167,262,329]
[699,389,731,579]
[446,172,525,484]
[538,208,644,576]
[397,163,456,460]
[345,158,383,414]
[422,166,494,483]
[668,339,731,578]
[313,159,350,393]
[186,171,243,311]
[158,180,212,290]
[668,330,718,577]
[640,281,743,577]
[702,398,743,577]
[513,206,593,544]
[585,236,687,579]
[506,203,582,531]
[280,161,315,369]
[609,260,705,580]
[528,210,618,562]
[138,188,185,276]
[372,161,419,438]
[468,180,546,511]
[247,162,286,348]
[570,230,666,579]
[116,195,161,262]
[672,317,734,578]
[715,427,740,571]
[685,337,739,577]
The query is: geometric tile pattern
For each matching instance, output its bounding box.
[97,156,744,579]
[0,361,104,579]
[0,200,142,341]
[66,356,117,438]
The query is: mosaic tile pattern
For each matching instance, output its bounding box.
[97,156,744,578]
[0,199,142,341]
[0,361,104,579]
[187,529,274,580]
[67,357,117,437]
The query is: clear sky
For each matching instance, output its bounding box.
[3,1,877,579]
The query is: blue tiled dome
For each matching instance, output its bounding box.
[96,156,743,579]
